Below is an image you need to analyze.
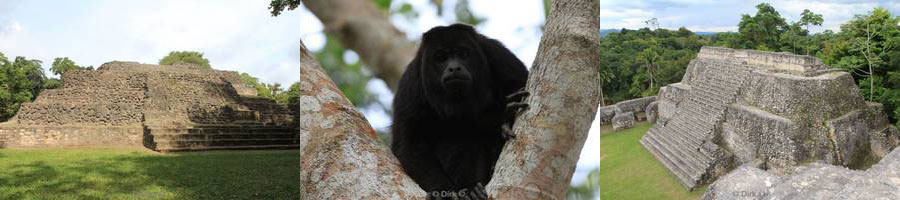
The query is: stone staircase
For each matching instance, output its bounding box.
[640,59,750,190]
[143,125,301,152]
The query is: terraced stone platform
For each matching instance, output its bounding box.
[0,61,299,152]
[642,46,900,190]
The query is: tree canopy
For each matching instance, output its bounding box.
[50,57,91,76]
[159,51,211,68]
[0,52,50,121]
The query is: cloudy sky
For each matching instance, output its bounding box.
[601,0,900,33]
[0,0,545,135]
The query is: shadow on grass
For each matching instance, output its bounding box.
[1,150,302,199]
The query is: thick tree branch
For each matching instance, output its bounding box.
[300,0,416,91]
[295,41,425,199]
[486,0,601,199]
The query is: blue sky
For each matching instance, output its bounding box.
[601,0,900,33]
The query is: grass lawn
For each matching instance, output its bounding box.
[0,148,301,199]
[596,122,707,200]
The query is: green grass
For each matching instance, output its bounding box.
[596,122,706,200]
[0,148,301,199]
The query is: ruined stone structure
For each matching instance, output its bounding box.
[612,111,635,131]
[0,61,298,151]
[641,46,900,190]
[597,96,656,125]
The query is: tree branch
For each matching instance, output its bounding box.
[295,41,426,199]
[300,0,417,91]
[486,0,601,199]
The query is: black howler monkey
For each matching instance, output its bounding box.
[390,24,529,199]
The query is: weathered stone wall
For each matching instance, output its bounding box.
[0,126,143,147]
[597,96,656,126]
[722,104,798,175]
[615,96,656,114]
[696,46,833,76]
[0,61,294,148]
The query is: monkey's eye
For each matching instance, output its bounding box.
[457,49,468,58]
[434,51,448,62]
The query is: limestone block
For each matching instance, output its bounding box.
[614,96,657,114]
[646,101,658,124]
[700,164,779,200]
[612,111,635,131]
[595,105,616,125]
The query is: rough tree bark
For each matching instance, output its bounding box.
[486,0,601,199]
[295,41,426,199]
[293,0,600,198]
[300,0,416,91]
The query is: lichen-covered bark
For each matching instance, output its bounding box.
[300,0,416,91]
[485,0,601,199]
[296,41,426,199]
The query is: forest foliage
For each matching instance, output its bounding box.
[600,3,900,126]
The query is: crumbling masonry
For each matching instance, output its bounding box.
[0,61,298,151]
[641,46,900,190]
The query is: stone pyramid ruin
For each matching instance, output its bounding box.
[0,61,299,151]
[641,46,900,190]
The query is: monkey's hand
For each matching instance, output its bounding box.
[502,89,529,140]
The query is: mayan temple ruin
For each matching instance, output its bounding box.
[0,61,299,152]
[641,46,900,190]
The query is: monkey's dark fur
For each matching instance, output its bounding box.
[390,24,529,198]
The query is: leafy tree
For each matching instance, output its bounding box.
[159,51,211,68]
[822,7,900,124]
[50,57,90,76]
[734,3,788,50]
[800,9,824,32]
[0,53,48,121]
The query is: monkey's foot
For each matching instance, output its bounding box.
[502,89,530,140]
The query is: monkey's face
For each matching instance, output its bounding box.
[418,27,494,118]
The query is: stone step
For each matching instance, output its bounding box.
[641,133,696,190]
[146,126,295,134]
[646,129,709,173]
[152,138,300,149]
[640,133,696,189]
[149,132,299,141]
[154,144,302,152]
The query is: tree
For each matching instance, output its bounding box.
[800,9,824,33]
[270,0,415,91]
[0,53,48,121]
[50,57,89,76]
[486,0,599,197]
[798,9,824,55]
[823,7,900,125]
[734,3,788,50]
[288,0,600,198]
[158,51,211,68]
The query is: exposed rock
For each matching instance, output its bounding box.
[641,46,900,190]
[614,96,656,114]
[596,105,616,125]
[703,148,900,200]
[701,164,779,200]
[646,101,658,124]
[612,111,635,131]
